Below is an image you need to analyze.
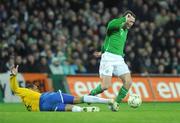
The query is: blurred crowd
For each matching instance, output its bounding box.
[0,0,180,75]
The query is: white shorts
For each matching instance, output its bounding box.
[99,52,130,77]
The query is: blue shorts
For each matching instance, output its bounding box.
[39,90,74,111]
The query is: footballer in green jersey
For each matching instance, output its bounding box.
[90,10,136,111]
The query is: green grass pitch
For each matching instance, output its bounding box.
[0,103,180,123]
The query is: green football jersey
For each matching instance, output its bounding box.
[101,17,128,56]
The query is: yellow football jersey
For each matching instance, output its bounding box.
[10,75,41,111]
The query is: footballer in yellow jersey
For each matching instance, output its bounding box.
[10,65,115,112]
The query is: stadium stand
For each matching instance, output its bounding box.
[0,0,179,74]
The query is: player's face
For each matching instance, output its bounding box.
[126,14,135,29]
[29,85,40,92]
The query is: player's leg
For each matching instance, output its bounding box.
[73,95,114,104]
[55,104,100,112]
[89,59,113,96]
[41,90,110,106]
[61,92,114,105]
[90,75,112,96]
[113,60,132,104]
[66,104,82,112]
[54,103,82,112]
[116,73,132,103]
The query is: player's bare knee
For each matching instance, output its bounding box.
[101,75,112,90]
[122,76,132,89]
[102,84,110,90]
[103,85,109,90]
[126,81,132,88]
[73,97,81,104]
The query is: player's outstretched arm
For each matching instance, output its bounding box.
[107,17,126,31]
[10,65,21,93]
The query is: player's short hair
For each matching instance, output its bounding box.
[123,10,136,18]
[26,83,37,89]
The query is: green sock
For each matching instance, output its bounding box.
[90,84,104,96]
[115,86,128,103]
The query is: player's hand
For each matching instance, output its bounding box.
[93,51,102,58]
[125,14,135,23]
[10,65,19,76]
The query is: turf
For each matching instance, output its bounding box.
[0,103,180,123]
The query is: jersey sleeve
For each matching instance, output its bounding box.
[10,75,30,96]
[10,75,21,93]
[107,17,126,30]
